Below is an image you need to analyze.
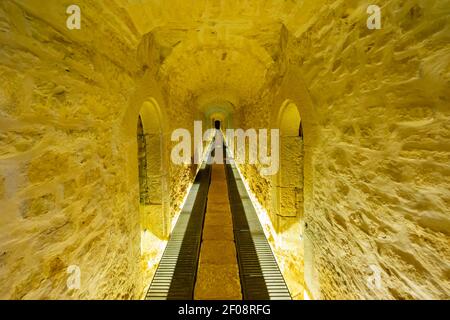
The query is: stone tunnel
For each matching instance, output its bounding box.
[0,0,449,300]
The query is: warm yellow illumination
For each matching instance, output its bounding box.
[1,0,448,301]
[140,229,167,298]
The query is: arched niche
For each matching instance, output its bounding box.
[137,99,169,241]
[267,99,305,300]
[273,100,304,226]
[271,66,320,300]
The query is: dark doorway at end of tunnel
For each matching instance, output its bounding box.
[214,120,221,130]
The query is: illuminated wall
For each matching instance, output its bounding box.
[0,0,449,300]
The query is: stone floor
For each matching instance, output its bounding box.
[194,164,242,300]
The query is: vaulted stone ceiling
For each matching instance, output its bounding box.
[123,0,305,36]
[158,25,282,107]
[121,0,308,108]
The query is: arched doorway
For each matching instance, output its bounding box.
[277,101,304,218]
[137,101,166,239]
[272,100,305,299]
[136,100,169,296]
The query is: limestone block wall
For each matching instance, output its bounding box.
[296,0,449,300]
[0,0,144,299]
[238,0,450,300]
[166,100,203,222]
[277,136,303,220]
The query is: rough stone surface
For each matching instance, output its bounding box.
[195,164,242,300]
[1,0,449,300]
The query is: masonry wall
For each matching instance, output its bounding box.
[0,0,172,299]
[301,0,449,300]
[239,0,450,300]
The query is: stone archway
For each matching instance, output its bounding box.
[269,100,305,299]
[276,100,304,220]
[136,99,171,296]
